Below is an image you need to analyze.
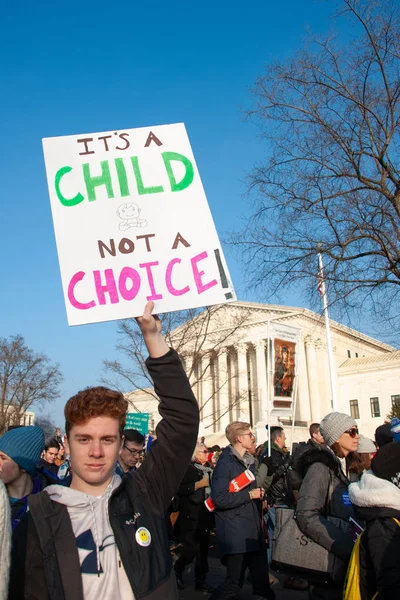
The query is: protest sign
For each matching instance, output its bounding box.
[125,412,150,435]
[42,123,236,325]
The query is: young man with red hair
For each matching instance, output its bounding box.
[19,303,199,600]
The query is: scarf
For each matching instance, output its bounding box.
[194,462,213,496]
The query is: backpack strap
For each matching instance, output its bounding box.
[29,492,84,600]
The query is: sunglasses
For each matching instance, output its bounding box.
[344,428,359,438]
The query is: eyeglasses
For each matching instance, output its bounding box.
[123,445,143,456]
[344,428,359,438]
[242,432,256,439]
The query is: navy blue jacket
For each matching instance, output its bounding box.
[211,446,263,555]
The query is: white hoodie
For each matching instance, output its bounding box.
[45,475,135,600]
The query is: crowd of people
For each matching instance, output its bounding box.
[0,303,399,599]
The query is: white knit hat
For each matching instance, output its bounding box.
[320,412,357,447]
[357,436,376,454]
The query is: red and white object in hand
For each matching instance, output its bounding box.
[204,469,255,512]
[229,469,255,492]
[204,497,216,512]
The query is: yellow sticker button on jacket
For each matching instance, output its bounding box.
[136,527,151,547]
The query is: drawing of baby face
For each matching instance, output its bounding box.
[117,203,140,219]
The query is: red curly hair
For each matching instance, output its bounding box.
[64,386,128,437]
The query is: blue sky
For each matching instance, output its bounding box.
[1,0,373,427]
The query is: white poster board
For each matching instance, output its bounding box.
[42,123,236,326]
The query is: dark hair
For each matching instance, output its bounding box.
[45,438,60,451]
[346,451,372,475]
[330,441,345,459]
[309,423,320,438]
[255,444,264,459]
[270,426,284,443]
[211,445,221,452]
[65,386,128,437]
[123,429,145,445]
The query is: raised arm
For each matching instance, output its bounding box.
[135,301,170,358]
[132,303,199,514]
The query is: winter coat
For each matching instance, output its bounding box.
[8,471,56,599]
[175,463,214,533]
[210,446,263,555]
[263,444,295,506]
[349,471,400,599]
[291,439,325,491]
[296,447,355,563]
[292,439,321,469]
[255,460,273,491]
[19,349,199,600]
[37,459,59,478]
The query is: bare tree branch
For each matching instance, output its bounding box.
[103,305,253,429]
[0,335,63,434]
[229,0,400,335]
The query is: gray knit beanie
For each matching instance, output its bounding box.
[0,426,44,475]
[319,412,357,447]
[357,435,376,454]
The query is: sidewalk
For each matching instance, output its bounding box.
[177,552,309,600]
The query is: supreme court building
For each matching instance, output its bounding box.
[126,301,400,447]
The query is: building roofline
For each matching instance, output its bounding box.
[339,350,400,373]
[172,300,396,352]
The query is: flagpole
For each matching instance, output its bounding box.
[290,374,298,453]
[318,253,338,411]
[266,322,271,458]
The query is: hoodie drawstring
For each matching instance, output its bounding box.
[88,484,113,577]
[89,497,101,577]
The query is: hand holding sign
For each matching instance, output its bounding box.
[135,302,169,358]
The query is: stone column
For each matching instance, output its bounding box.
[296,339,311,422]
[217,348,230,430]
[305,336,320,422]
[234,343,248,420]
[255,340,267,425]
[200,354,213,431]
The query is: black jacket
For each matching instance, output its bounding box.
[211,447,262,555]
[348,470,400,599]
[358,507,400,600]
[21,349,199,600]
[263,444,294,506]
[292,439,321,468]
[175,463,214,534]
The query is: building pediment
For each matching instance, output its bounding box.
[170,301,396,354]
